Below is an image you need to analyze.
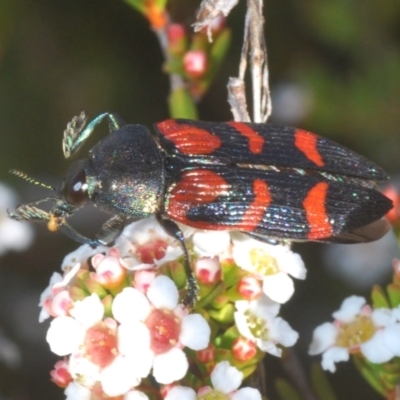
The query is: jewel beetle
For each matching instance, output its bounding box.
[8,112,393,305]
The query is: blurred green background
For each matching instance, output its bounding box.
[0,0,399,399]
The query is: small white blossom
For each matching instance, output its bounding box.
[112,276,211,384]
[0,183,33,255]
[165,361,262,400]
[309,295,400,372]
[232,234,306,303]
[192,230,231,257]
[234,295,298,356]
[46,294,104,356]
[115,217,183,270]
[61,244,107,272]
[64,382,91,400]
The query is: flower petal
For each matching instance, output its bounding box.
[165,386,196,400]
[309,322,338,355]
[180,314,210,350]
[360,330,394,363]
[211,361,242,394]
[381,323,400,357]
[152,347,188,384]
[46,316,84,356]
[68,351,100,387]
[147,276,179,310]
[64,382,91,400]
[101,356,141,397]
[125,390,150,400]
[70,294,104,328]
[112,287,151,323]
[321,346,349,372]
[269,317,298,347]
[192,230,231,256]
[332,296,366,322]
[371,308,393,327]
[231,387,262,400]
[262,273,294,303]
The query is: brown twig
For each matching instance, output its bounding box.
[228,0,271,123]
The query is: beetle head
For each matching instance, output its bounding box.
[7,159,92,233]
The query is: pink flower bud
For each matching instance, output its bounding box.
[195,257,221,284]
[50,359,72,388]
[50,290,74,317]
[197,343,216,363]
[183,50,208,78]
[133,269,157,292]
[167,23,186,43]
[232,337,257,361]
[92,254,127,289]
[237,275,262,300]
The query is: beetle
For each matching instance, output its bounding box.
[8,112,393,305]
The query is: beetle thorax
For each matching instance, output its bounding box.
[84,125,165,218]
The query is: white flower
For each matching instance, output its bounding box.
[192,230,231,257]
[234,295,298,356]
[114,216,183,270]
[112,275,211,384]
[48,293,148,396]
[46,294,104,356]
[232,234,306,303]
[165,361,262,400]
[61,244,108,272]
[309,296,400,372]
[0,183,33,255]
[64,382,91,400]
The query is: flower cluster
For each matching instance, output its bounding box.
[310,295,400,372]
[40,216,304,399]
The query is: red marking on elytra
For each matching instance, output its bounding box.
[229,122,265,154]
[294,129,324,167]
[303,182,332,239]
[166,169,229,223]
[240,179,272,230]
[167,174,271,232]
[157,120,221,155]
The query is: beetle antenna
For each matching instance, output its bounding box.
[9,169,56,191]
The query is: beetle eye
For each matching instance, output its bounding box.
[63,168,88,206]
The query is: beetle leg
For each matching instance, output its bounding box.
[7,197,58,222]
[156,214,198,308]
[58,221,103,247]
[7,204,51,222]
[95,215,127,245]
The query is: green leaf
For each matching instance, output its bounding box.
[195,281,226,309]
[371,285,390,308]
[199,28,231,95]
[155,0,167,11]
[353,354,386,396]
[275,378,302,400]
[208,302,235,324]
[123,0,146,15]
[387,283,400,308]
[168,87,198,119]
[310,363,337,400]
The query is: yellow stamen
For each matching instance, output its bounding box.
[249,248,279,275]
[336,315,376,348]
